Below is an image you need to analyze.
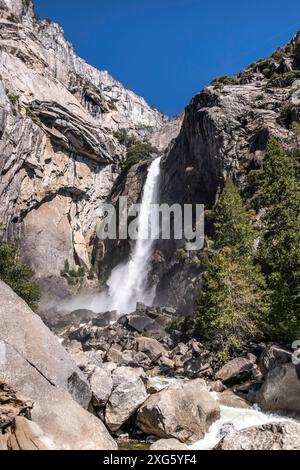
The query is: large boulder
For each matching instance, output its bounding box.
[257,363,300,417]
[137,337,168,362]
[5,416,51,451]
[259,344,292,377]
[89,366,114,408]
[215,357,253,384]
[215,422,300,450]
[0,281,116,450]
[137,379,220,443]
[218,390,251,409]
[105,367,148,431]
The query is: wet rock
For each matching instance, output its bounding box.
[137,379,220,443]
[215,422,300,450]
[218,390,251,409]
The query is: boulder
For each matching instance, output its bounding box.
[137,337,168,362]
[0,381,33,431]
[259,344,292,377]
[218,390,251,409]
[257,363,300,417]
[105,367,148,431]
[0,281,91,408]
[137,379,220,443]
[150,438,189,450]
[215,357,253,384]
[0,281,116,450]
[6,416,51,450]
[215,422,300,450]
[89,367,114,408]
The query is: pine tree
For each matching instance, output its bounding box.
[196,180,268,357]
[257,139,300,343]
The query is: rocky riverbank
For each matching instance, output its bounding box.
[1,280,300,450]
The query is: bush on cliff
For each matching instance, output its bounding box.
[0,242,40,311]
[121,142,159,172]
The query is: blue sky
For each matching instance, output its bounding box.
[34,0,300,116]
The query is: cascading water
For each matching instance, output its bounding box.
[103,157,162,314]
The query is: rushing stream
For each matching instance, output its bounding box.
[150,376,294,450]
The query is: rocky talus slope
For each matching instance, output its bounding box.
[0,0,178,298]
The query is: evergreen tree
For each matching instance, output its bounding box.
[0,242,40,311]
[196,180,268,357]
[257,139,300,343]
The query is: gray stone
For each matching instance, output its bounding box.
[215,357,253,384]
[137,379,220,443]
[259,344,292,377]
[215,422,300,450]
[257,363,300,417]
[137,337,168,362]
[0,281,116,450]
[89,367,113,408]
[105,368,148,432]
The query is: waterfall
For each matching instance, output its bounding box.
[104,157,162,314]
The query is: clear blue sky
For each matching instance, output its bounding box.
[34,0,300,116]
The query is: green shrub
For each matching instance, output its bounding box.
[175,248,188,262]
[121,142,159,172]
[114,129,137,148]
[212,75,239,86]
[267,71,300,88]
[26,108,42,126]
[0,242,40,311]
[166,317,195,334]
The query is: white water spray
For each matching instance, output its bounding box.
[104,157,162,314]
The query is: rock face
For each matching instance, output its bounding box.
[0,0,167,296]
[215,422,300,450]
[137,379,220,443]
[257,363,300,417]
[154,31,300,313]
[0,280,116,450]
[105,366,148,432]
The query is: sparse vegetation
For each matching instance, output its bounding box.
[121,142,159,172]
[267,71,300,88]
[212,75,239,87]
[0,242,40,311]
